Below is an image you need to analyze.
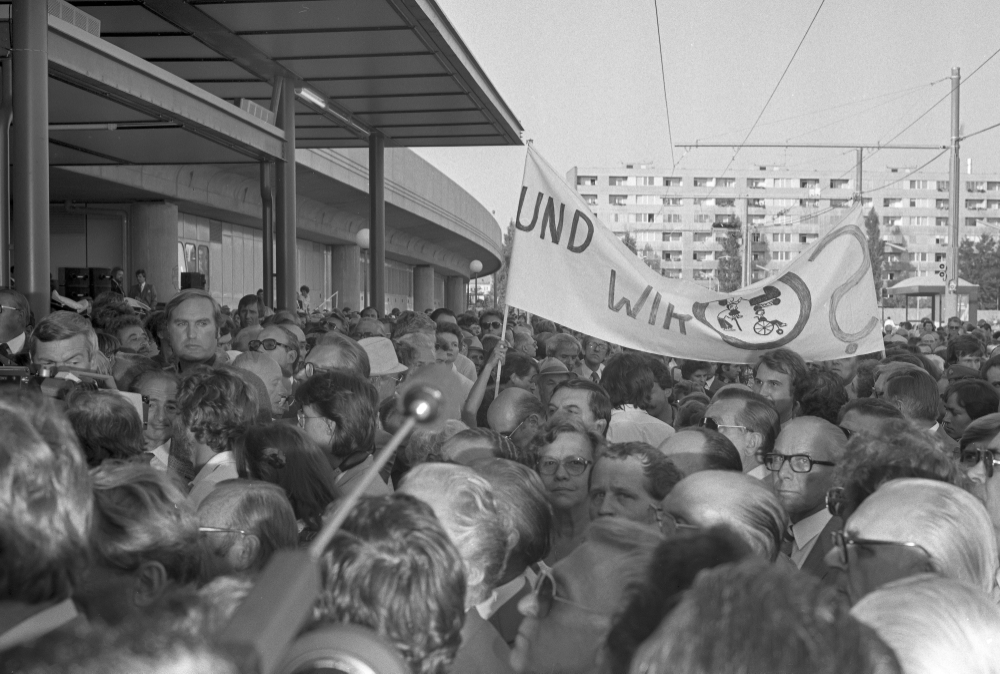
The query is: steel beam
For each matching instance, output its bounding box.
[46,18,284,161]
[275,78,297,311]
[369,134,386,315]
[12,0,49,318]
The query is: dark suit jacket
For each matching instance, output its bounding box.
[129,282,157,308]
[800,515,843,588]
[450,610,514,674]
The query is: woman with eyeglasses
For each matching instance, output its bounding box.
[527,416,606,564]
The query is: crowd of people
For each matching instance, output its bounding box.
[2,282,1000,674]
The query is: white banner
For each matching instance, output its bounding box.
[505,145,883,363]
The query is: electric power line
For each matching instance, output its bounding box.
[860,148,950,196]
[961,119,1000,142]
[652,0,675,169]
[709,0,827,193]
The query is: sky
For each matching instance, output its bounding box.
[414,0,1000,231]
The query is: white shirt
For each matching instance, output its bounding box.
[3,332,25,354]
[747,463,770,480]
[789,509,833,569]
[149,439,171,472]
[606,405,675,447]
[575,362,604,382]
[474,566,539,620]
[187,451,238,508]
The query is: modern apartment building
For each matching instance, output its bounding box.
[566,163,1000,291]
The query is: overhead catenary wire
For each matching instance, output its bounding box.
[652,0,675,169]
[961,120,1000,142]
[708,0,827,195]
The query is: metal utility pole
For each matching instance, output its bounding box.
[742,196,751,287]
[943,67,961,320]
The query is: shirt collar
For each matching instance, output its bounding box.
[4,332,24,353]
[204,450,233,468]
[791,509,833,549]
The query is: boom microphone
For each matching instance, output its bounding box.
[219,383,442,674]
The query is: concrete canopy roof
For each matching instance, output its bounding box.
[69,0,523,148]
[886,276,979,297]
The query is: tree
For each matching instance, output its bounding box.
[621,230,638,255]
[863,208,885,299]
[717,226,743,293]
[959,234,1000,309]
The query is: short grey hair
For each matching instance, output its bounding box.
[398,463,508,608]
[852,574,1000,674]
[850,478,999,597]
[29,311,99,361]
[545,332,580,355]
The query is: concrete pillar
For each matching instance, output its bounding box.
[413,265,435,313]
[445,276,467,314]
[369,134,386,316]
[131,203,179,306]
[275,78,297,311]
[331,244,362,313]
[11,0,49,319]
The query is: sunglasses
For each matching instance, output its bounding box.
[249,339,290,352]
[699,417,747,432]
[955,447,1000,478]
[481,320,502,330]
[830,530,932,568]
[530,567,605,619]
[537,456,593,476]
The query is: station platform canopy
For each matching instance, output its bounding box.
[55,0,523,154]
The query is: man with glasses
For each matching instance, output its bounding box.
[30,310,101,373]
[766,416,846,584]
[487,388,545,452]
[252,324,300,380]
[824,478,998,604]
[574,335,608,383]
[0,287,29,360]
[882,368,958,450]
[702,388,781,480]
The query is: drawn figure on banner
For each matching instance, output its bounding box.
[717,298,744,332]
[694,276,811,350]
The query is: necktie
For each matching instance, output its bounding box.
[591,371,600,384]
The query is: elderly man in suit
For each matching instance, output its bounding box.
[765,416,847,587]
[128,269,157,308]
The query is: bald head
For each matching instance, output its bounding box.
[304,336,370,378]
[662,470,788,561]
[775,416,848,461]
[233,351,286,414]
[658,429,742,476]
[772,416,846,522]
[487,388,545,450]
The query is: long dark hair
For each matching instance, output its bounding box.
[236,423,339,533]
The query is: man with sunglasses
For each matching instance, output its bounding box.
[252,324,301,380]
[958,413,1000,542]
[488,388,546,452]
[480,309,505,339]
[767,416,846,584]
[702,388,780,480]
